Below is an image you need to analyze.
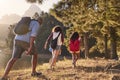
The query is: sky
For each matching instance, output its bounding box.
[0,0,60,19]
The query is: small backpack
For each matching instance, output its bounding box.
[69,39,80,52]
[14,17,31,35]
[50,33,60,49]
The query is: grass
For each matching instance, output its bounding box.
[0,46,120,80]
[0,57,120,80]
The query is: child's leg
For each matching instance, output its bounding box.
[49,50,54,65]
[72,53,76,68]
[75,51,80,61]
[76,53,80,61]
[53,50,59,65]
[58,49,61,55]
[74,52,80,67]
[50,50,59,69]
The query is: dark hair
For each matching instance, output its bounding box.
[53,25,62,33]
[70,32,79,41]
[37,17,42,24]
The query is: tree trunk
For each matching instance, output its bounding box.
[84,33,89,59]
[104,34,109,59]
[110,39,117,59]
[109,27,118,59]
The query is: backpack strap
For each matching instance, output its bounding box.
[52,32,61,40]
[56,32,61,38]
[31,19,38,22]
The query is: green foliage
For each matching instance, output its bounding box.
[50,0,120,58]
[26,0,44,4]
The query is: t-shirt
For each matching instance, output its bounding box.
[15,20,40,43]
[53,32,62,46]
[46,32,64,45]
[69,38,80,52]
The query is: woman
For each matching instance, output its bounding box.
[44,25,64,69]
[69,32,81,68]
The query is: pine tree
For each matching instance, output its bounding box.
[26,0,120,58]
[26,0,43,3]
[50,0,120,58]
[97,0,120,59]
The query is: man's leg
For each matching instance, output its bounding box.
[2,58,17,78]
[31,53,42,76]
[31,53,37,73]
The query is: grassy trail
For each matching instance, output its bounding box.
[0,58,120,80]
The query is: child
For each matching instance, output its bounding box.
[69,32,81,68]
[44,25,64,69]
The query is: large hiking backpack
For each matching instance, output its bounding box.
[14,17,31,35]
[69,39,80,52]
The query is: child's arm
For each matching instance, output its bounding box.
[44,33,53,49]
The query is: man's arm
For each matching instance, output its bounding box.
[26,36,36,55]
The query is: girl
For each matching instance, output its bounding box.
[69,32,81,68]
[44,25,64,69]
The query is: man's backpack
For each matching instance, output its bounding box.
[14,17,31,35]
[69,39,80,52]
[50,33,60,49]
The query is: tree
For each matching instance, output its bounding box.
[50,0,100,58]
[26,0,44,4]
[25,0,120,58]
[97,0,120,59]
[50,0,120,58]
[6,25,15,49]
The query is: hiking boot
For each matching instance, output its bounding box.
[31,72,42,77]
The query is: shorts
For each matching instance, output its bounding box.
[12,40,36,58]
[55,45,61,50]
[69,51,80,54]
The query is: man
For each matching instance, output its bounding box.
[1,17,42,80]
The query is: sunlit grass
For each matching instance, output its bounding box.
[0,58,120,80]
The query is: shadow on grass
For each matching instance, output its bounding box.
[77,66,104,72]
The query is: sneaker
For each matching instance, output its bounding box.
[72,62,76,68]
[31,72,42,77]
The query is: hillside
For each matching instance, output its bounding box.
[0,24,9,41]
[0,14,21,25]
[0,56,120,80]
